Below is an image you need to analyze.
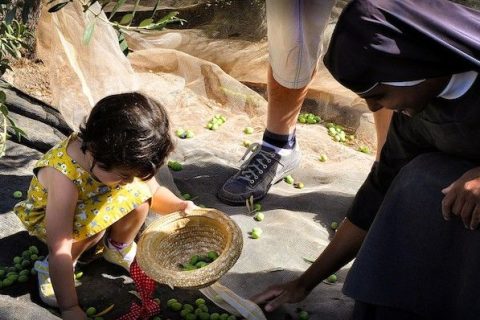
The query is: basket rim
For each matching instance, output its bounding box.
[136,208,243,288]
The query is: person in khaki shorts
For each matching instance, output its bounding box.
[217,0,392,205]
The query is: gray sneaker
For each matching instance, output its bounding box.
[217,143,301,205]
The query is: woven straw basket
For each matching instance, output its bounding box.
[137,208,243,289]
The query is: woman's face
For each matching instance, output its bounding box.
[360,76,450,117]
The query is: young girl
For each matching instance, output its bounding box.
[14,92,195,320]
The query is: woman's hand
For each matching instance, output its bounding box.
[250,279,310,312]
[442,166,480,230]
[61,305,87,320]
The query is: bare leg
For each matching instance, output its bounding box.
[372,108,393,161]
[71,231,105,263]
[108,201,150,244]
[266,66,310,135]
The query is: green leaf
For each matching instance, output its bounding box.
[13,126,27,140]
[108,0,127,20]
[146,12,186,30]
[139,18,153,28]
[156,11,180,25]
[4,42,21,59]
[0,103,8,116]
[119,13,133,26]
[82,20,96,45]
[48,1,70,13]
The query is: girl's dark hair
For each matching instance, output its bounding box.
[79,92,174,180]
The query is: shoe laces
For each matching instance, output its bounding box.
[238,143,276,184]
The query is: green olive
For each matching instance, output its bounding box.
[198,313,209,320]
[219,314,229,320]
[18,275,29,283]
[195,298,206,306]
[298,310,309,320]
[190,255,200,265]
[13,256,22,264]
[254,212,264,221]
[12,191,23,199]
[186,314,197,320]
[253,203,262,211]
[171,302,183,311]
[168,160,183,171]
[294,182,305,189]
[167,298,178,308]
[284,175,294,184]
[176,128,186,138]
[207,251,219,261]
[210,313,220,320]
[243,127,254,134]
[330,221,339,230]
[358,146,370,154]
[227,316,236,320]
[85,307,97,316]
[2,278,14,287]
[252,227,263,235]
[326,274,337,283]
[19,270,30,277]
[186,130,194,138]
[183,304,194,312]
[75,271,83,279]
[181,309,191,317]
[182,193,192,200]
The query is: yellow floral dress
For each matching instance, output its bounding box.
[14,134,152,242]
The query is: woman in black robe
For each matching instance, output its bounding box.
[252,0,480,319]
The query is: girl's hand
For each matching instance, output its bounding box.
[61,305,87,320]
[183,200,199,213]
[442,167,480,230]
[250,279,310,312]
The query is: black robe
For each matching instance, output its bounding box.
[344,74,480,320]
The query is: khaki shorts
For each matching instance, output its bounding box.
[266,0,336,88]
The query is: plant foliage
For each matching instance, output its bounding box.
[0,2,30,157]
[48,0,185,53]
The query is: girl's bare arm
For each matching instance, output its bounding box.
[40,167,81,312]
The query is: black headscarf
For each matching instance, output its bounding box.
[324,0,480,93]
